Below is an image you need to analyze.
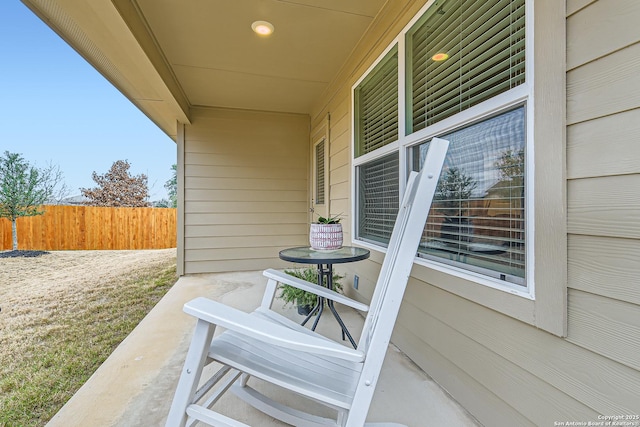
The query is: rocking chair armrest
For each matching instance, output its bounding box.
[263,269,369,312]
[184,297,366,363]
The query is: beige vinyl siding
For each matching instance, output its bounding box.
[568,234,640,305]
[308,0,640,425]
[567,109,640,179]
[567,42,640,125]
[182,107,310,274]
[566,0,640,71]
[392,325,536,427]
[566,0,597,16]
[568,175,640,238]
[564,0,640,411]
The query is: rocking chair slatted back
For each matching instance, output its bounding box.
[358,137,448,354]
[344,137,448,427]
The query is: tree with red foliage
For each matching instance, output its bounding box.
[81,160,150,207]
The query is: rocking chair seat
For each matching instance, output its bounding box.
[184,292,369,408]
[210,317,362,409]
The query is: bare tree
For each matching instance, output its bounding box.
[42,161,70,204]
[165,163,177,208]
[0,151,67,250]
[81,160,150,207]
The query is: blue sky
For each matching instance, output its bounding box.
[0,1,176,201]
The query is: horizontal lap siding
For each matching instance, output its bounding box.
[405,279,639,415]
[566,0,597,16]
[392,323,535,427]
[567,44,640,125]
[568,235,640,305]
[566,0,640,380]
[568,175,640,238]
[183,108,310,274]
[307,0,640,425]
[398,300,598,424]
[567,109,640,179]
[185,235,302,250]
[567,290,640,372]
[566,0,640,71]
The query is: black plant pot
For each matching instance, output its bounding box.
[297,304,314,316]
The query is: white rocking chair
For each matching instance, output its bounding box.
[166,138,449,427]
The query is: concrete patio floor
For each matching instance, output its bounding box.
[47,270,482,427]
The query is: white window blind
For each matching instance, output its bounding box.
[407,0,525,133]
[414,107,525,285]
[315,140,325,204]
[354,46,398,157]
[357,152,400,245]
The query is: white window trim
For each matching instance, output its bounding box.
[350,0,567,336]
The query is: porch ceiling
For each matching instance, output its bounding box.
[21,0,387,138]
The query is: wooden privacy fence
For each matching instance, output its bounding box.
[0,205,177,251]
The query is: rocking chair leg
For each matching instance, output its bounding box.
[231,383,339,427]
[166,319,216,427]
[337,410,347,426]
[240,373,250,387]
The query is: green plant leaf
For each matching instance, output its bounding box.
[278,267,344,308]
[315,213,342,224]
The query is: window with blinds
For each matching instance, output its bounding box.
[354,46,399,157]
[315,140,325,204]
[353,0,529,287]
[406,0,525,134]
[357,152,399,245]
[413,107,525,285]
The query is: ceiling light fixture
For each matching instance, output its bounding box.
[251,20,274,36]
[432,52,449,61]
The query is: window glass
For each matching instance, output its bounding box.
[357,152,400,245]
[413,107,525,285]
[406,0,525,134]
[355,46,399,157]
[353,0,529,289]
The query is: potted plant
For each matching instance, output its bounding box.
[279,267,344,315]
[309,213,343,250]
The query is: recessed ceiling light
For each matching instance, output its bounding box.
[251,21,274,36]
[432,52,449,61]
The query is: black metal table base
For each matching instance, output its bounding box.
[300,263,357,348]
[278,246,370,349]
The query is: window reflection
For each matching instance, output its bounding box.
[413,107,526,285]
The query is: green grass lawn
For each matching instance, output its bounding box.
[0,263,177,427]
